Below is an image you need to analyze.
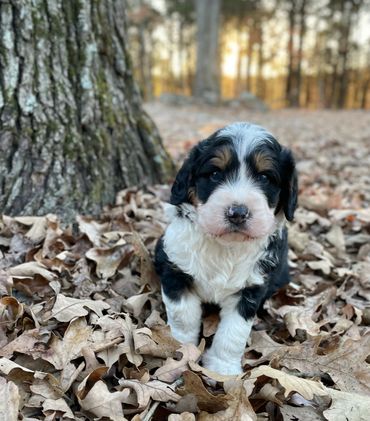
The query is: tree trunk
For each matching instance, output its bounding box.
[193,0,221,101]
[0,0,174,220]
[291,0,306,107]
[246,24,254,93]
[138,22,154,100]
[185,38,193,94]
[178,20,185,92]
[361,77,370,109]
[285,1,296,105]
[167,19,175,92]
[234,17,244,97]
[336,6,350,107]
[256,24,265,99]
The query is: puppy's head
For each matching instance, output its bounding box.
[171,122,298,242]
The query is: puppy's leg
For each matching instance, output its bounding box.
[202,286,265,375]
[162,291,202,344]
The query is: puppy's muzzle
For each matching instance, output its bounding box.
[225,204,250,227]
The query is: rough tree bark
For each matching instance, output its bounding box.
[193,0,221,101]
[0,1,173,220]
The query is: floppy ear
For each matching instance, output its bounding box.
[278,148,298,221]
[170,157,194,205]
[170,144,203,205]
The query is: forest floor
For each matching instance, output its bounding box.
[1,102,370,420]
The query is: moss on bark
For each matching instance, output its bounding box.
[0,0,174,221]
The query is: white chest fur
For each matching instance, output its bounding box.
[163,212,268,303]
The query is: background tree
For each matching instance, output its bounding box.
[222,0,258,95]
[193,0,222,101]
[330,0,364,108]
[121,0,370,109]
[285,0,309,107]
[165,0,195,93]
[127,1,162,100]
[360,41,370,108]
[0,1,173,220]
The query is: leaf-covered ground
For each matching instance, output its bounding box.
[1,102,370,420]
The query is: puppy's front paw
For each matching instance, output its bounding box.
[202,350,243,375]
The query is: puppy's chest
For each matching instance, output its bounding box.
[192,256,261,303]
[164,219,266,303]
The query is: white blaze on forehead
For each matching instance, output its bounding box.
[217,122,274,160]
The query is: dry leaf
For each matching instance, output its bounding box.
[202,313,220,337]
[188,361,241,383]
[325,225,345,252]
[278,333,370,394]
[130,231,160,290]
[119,378,180,408]
[76,215,109,247]
[307,259,333,275]
[280,404,325,420]
[0,328,48,358]
[51,294,110,322]
[8,261,57,281]
[86,244,132,279]
[123,292,151,317]
[0,357,35,378]
[249,366,327,400]
[323,388,370,421]
[119,314,144,367]
[198,379,256,421]
[0,377,20,421]
[30,373,63,399]
[43,317,93,370]
[133,325,181,358]
[78,379,130,420]
[42,398,74,419]
[253,383,284,406]
[154,343,203,382]
[177,371,229,412]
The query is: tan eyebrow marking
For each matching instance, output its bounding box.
[210,146,232,170]
[254,151,275,172]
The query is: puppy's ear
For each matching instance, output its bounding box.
[170,145,201,205]
[278,148,298,221]
[170,158,193,205]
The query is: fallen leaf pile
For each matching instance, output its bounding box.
[1,104,370,420]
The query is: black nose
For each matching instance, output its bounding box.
[226,205,250,226]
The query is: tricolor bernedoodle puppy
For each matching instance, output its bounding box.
[154,122,298,375]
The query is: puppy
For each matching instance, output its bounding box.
[154,122,298,375]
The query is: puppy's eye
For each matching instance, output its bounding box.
[259,173,271,183]
[210,170,222,182]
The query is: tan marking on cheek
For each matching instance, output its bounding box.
[254,151,275,172]
[188,187,199,206]
[210,146,232,170]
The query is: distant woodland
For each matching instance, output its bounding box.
[127,0,370,109]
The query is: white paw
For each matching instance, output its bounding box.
[202,350,243,375]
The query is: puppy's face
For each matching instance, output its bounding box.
[171,123,298,242]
